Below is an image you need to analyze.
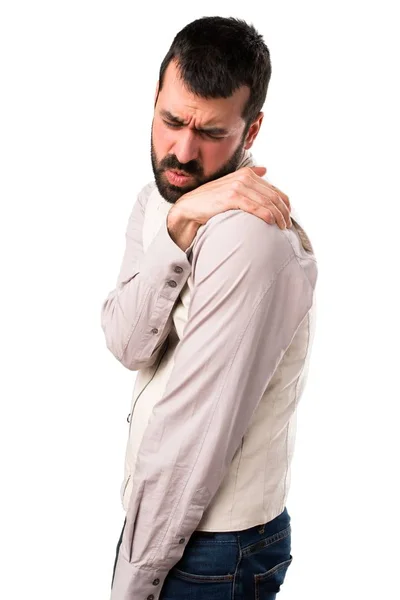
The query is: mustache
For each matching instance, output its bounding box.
[160,156,203,177]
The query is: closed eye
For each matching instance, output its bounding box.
[162,120,224,140]
[163,120,181,129]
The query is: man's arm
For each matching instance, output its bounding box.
[100,182,193,371]
[110,208,317,600]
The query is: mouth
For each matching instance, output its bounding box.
[165,169,194,186]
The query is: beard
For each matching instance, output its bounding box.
[150,128,248,205]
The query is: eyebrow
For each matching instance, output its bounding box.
[160,109,229,136]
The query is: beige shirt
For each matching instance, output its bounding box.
[101,160,318,599]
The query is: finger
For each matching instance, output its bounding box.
[268,183,291,211]
[194,166,266,192]
[244,169,291,213]
[241,180,290,229]
[251,177,291,212]
[249,166,267,176]
[253,193,286,230]
[268,185,291,212]
[234,194,276,225]
[197,165,262,191]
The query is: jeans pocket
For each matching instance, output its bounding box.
[170,532,237,580]
[161,568,233,600]
[254,554,293,598]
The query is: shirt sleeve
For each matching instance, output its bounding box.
[110,208,316,600]
[100,182,194,371]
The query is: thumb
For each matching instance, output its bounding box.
[250,166,267,176]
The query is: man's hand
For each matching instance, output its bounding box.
[167,166,292,251]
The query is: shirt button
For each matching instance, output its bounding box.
[174,266,183,273]
[151,328,158,334]
[152,578,160,585]
[179,537,185,544]
[167,280,177,287]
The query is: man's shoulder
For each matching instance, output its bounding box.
[193,208,318,292]
[193,208,297,279]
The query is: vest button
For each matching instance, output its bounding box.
[179,537,185,544]
[174,266,183,273]
[152,578,160,585]
[147,596,154,600]
[151,328,158,334]
[167,280,177,287]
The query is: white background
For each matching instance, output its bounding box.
[1,1,399,599]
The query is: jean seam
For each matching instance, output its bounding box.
[254,556,293,582]
[171,568,234,583]
[232,533,241,600]
[241,525,291,557]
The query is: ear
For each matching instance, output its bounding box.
[243,112,264,150]
[154,80,160,108]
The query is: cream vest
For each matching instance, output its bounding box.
[119,180,317,531]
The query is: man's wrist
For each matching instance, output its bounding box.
[167,206,199,252]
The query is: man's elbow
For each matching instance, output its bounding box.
[100,311,158,372]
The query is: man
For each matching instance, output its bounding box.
[101,16,318,600]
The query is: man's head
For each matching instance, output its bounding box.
[151,16,272,204]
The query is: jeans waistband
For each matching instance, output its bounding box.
[191,507,290,548]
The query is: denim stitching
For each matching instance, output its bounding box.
[241,525,291,557]
[255,556,293,582]
[254,557,292,600]
[171,568,234,583]
[231,533,241,600]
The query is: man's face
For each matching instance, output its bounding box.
[151,59,252,204]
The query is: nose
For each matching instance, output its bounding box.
[172,129,200,166]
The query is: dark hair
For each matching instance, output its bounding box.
[158,16,272,129]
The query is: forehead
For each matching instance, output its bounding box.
[158,60,250,129]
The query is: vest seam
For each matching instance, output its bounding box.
[262,394,278,514]
[283,311,312,500]
[228,437,245,528]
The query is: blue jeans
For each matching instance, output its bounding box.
[112,507,292,599]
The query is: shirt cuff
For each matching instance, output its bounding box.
[110,552,169,600]
[139,215,194,301]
